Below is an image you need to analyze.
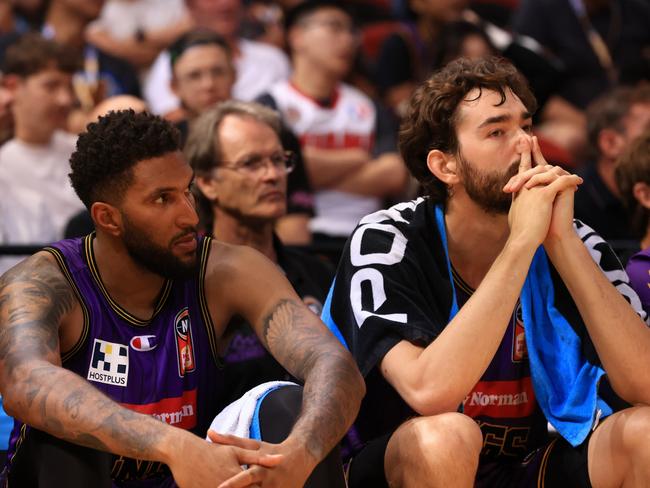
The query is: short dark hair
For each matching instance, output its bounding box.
[69,110,181,209]
[398,56,537,203]
[2,33,79,77]
[615,128,650,238]
[168,29,232,71]
[586,84,650,160]
[284,0,351,31]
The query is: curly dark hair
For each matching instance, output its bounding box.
[69,110,181,209]
[399,56,537,203]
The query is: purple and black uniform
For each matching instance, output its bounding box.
[5,234,223,486]
[452,268,552,486]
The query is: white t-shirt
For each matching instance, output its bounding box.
[144,38,290,116]
[0,131,84,274]
[266,80,380,237]
[91,0,188,40]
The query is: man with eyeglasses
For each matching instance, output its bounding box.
[143,0,290,119]
[169,29,316,246]
[259,0,409,265]
[187,100,336,412]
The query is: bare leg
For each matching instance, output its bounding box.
[384,413,482,488]
[588,406,650,488]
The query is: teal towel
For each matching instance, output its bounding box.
[520,247,611,446]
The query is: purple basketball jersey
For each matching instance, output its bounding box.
[452,267,549,462]
[6,234,224,485]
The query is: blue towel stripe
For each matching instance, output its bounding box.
[320,279,350,350]
[249,385,286,440]
[521,248,611,446]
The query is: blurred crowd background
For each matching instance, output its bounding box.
[0,0,648,460]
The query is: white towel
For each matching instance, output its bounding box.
[207,381,298,440]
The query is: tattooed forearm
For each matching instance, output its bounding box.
[0,255,175,463]
[7,360,171,460]
[0,254,76,371]
[261,299,364,461]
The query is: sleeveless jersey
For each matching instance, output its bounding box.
[5,234,223,485]
[452,269,548,461]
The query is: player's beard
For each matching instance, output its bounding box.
[456,151,520,215]
[121,213,197,280]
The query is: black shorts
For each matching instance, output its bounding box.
[346,430,592,488]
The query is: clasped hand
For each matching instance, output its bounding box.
[503,135,583,249]
[208,431,313,488]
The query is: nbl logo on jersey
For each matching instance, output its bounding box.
[87,339,129,387]
[512,302,527,363]
[174,308,196,377]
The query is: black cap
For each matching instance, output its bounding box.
[284,0,352,31]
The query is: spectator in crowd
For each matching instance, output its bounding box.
[0,109,362,487]
[43,0,141,115]
[144,0,290,119]
[170,29,314,244]
[369,0,470,116]
[574,84,650,244]
[84,0,193,70]
[615,128,650,312]
[512,0,650,156]
[168,29,236,142]
[369,3,562,125]
[187,99,334,407]
[260,0,408,264]
[323,56,650,488]
[513,0,650,112]
[0,34,84,275]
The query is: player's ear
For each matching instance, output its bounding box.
[427,149,459,185]
[91,202,123,237]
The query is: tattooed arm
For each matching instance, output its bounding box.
[0,253,282,486]
[208,244,365,485]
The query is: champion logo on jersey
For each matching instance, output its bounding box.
[130,335,157,352]
[87,339,129,387]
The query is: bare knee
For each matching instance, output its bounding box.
[620,406,650,452]
[385,413,481,487]
[589,406,650,487]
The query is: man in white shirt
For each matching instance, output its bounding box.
[260,0,408,262]
[144,0,290,118]
[0,34,84,274]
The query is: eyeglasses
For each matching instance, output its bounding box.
[217,150,296,177]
